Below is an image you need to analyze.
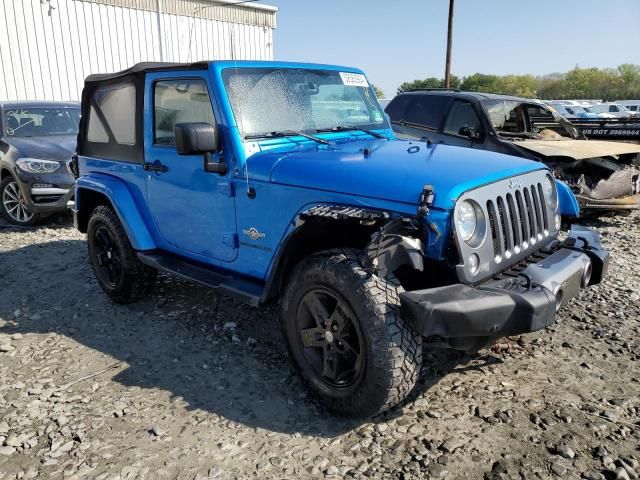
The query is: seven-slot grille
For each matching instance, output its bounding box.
[453,169,557,284]
[486,181,550,263]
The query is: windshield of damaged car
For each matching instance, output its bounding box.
[3,108,80,137]
[222,68,387,139]
[481,100,527,131]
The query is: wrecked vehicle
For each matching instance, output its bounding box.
[385,90,640,213]
[72,61,608,418]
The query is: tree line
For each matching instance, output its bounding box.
[395,64,640,100]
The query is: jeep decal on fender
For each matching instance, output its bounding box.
[242,227,266,240]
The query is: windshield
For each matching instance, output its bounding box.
[222,68,387,138]
[482,100,526,130]
[481,99,581,139]
[4,107,80,137]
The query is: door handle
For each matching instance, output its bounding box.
[143,160,168,173]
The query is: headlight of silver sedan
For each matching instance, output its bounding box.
[15,158,61,174]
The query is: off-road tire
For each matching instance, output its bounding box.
[0,176,42,226]
[282,248,422,418]
[87,205,157,304]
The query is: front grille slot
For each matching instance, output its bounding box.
[514,190,528,245]
[506,193,521,249]
[523,187,537,240]
[487,200,501,258]
[486,180,549,262]
[537,184,549,231]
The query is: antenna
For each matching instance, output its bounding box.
[186,0,264,61]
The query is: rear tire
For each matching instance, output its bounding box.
[281,248,422,418]
[87,205,157,304]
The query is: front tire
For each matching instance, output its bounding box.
[0,176,41,226]
[281,249,422,417]
[87,205,157,304]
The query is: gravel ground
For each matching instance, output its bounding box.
[0,213,639,480]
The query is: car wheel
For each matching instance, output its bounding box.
[87,205,157,304]
[281,248,422,418]
[0,176,41,226]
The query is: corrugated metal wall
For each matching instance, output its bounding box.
[0,0,276,102]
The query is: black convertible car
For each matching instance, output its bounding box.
[0,101,79,225]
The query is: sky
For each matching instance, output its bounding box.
[265,0,640,98]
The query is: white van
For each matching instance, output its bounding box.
[590,103,640,118]
[616,100,640,113]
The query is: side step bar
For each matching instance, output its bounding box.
[137,252,263,307]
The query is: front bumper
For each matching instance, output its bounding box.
[400,225,608,341]
[14,169,75,214]
[576,193,640,211]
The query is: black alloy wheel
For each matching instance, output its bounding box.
[282,249,422,418]
[91,224,124,288]
[296,288,365,389]
[87,205,157,304]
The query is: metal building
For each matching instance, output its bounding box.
[0,0,277,102]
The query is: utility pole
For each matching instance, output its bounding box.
[444,0,454,88]
[156,0,164,61]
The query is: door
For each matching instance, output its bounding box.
[144,72,237,262]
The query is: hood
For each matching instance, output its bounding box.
[516,139,640,160]
[5,135,76,161]
[248,139,545,210]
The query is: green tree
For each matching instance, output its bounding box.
[397,75,460,93]
[371,84,385,99]
[459,73,504,93]
[618,63,640,85]
[398,64,640,100]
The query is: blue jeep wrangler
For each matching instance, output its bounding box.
[72,61,608,417]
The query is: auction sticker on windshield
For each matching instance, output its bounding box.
[339,72,369,88]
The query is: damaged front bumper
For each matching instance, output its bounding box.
[575,193,640,211]
[399,226,609,343]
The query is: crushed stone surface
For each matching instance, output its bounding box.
[0,213,638,479]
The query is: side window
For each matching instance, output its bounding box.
[609,105,618,112]
[631,106,638,111]
[88,82,136,145]
[443,100,482,136]
[384,95,412,122]
[87,106,109,143]
[403,95,450,130]
[154,79,215,146]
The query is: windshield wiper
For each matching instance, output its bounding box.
[316,126,387,139]
[245,130,332,145]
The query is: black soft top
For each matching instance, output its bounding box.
[84,61,209,83]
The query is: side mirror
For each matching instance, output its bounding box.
[175,122,227,174]
[458,126,480,140]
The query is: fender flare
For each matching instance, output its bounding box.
[260,203,392,303]
[76,173,156,251]
[556,180,581,218]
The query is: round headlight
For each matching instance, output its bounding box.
[542,174,558,210]
[455,200,477,242]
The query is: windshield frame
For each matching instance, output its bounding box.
[221,67,390,141]
[2,106,81,138]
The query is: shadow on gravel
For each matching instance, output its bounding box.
[0,212,73,231]
[0,239,463,437]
